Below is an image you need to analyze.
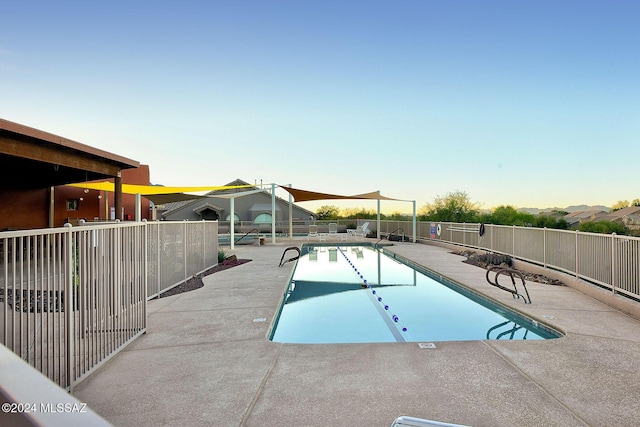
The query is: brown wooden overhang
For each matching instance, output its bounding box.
[0,118,139,189]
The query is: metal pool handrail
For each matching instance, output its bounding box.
[278,246,300,267]
[375,227,404,248]
[485,266,532,304]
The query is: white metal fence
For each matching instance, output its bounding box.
[378,220,640,301]
[1,220,218,391]
[146,221,219,299]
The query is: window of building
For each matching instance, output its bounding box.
[225,213,241,223]
[253,213,272,224]
[66,199,79,211]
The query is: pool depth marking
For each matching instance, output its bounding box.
[337,246,410,341]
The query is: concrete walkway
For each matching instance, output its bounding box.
[74,240,640,427]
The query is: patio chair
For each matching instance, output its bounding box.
[354,222,370,240]
[307,224,319,240]
[328,223,338,239]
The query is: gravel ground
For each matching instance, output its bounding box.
[453,250,565,286]
[159,258,251,298]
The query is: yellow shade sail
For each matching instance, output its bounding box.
[67,181,253,195]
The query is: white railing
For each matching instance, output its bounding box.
[146,221,218,299]
[378,220,640,301]
[216,219,353,238]
[1,220,218,391]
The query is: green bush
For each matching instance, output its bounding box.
[578,221,628,235]
[218,249,227,263]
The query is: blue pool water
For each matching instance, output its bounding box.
[269,244,561,344]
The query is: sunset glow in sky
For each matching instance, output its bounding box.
[2,1,638,213]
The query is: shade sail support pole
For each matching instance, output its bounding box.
[271,183,276,244]
[377,192,381,239]
[230,197,235,250]
[288,184,293,239]
[135,193,141,221]
[412,200,417,243]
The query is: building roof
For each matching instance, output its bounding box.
[564,210,608,219]
[159,179,315,218]
[598,206,640,222]
[0,118,139,189]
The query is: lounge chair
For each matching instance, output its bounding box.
[307,224,319,240]
[354,222,370,240]
[328,223,338,239]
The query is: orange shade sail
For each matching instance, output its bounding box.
[279,186,403,202]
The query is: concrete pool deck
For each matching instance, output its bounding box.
[74,239,640,427]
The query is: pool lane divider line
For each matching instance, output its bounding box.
[336,247,409,341]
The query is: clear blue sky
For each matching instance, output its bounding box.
[2,1,638,214]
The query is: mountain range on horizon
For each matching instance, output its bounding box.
[518,205,611,215]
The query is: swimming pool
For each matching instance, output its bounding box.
[269,244,561,344]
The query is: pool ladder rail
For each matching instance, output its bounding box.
[235,228,259,244]
[375,227,405,248]
[486,320,529,340]
[485,266,532,304]
[278,246,301,267]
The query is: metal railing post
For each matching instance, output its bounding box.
[412,201,417,243]
[64,223,75,391]
[183,221,188,283]
[575,230,579,279]
[463,222,466,246]
[543,228,547,268]
[490,224,493,251]
[611,232,617,294]
[157,223,161,298]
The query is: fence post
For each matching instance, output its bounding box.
[611,232,617,294]
[183,221,188,283]
[575,230,579,279]
[462,223,466,246]
[543,228,547,268]
[157,222,161,298]
[64,223,75,391]
[490,224,493,251]
[202,220,206,271]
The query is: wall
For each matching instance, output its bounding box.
[0,165,151,229]
[55,165,152,226]
[0,188,49,230]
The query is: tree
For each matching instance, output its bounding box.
[418,190,480,222]
[486,205,535,226]
[341,207,377,219]
[578,220,628,235]
[315,205,340,220]
[611,200,630,211]
[534,214,569,229]
[387,211,411,221]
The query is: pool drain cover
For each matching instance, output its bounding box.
[418,343,436,349]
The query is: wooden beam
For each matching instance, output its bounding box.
[0,135,122,176]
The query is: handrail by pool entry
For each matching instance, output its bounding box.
[485,266,532,304]
[236,227,259,244]
[375,227,404,248]
[278,246,301,267]
[486,320,529,340]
